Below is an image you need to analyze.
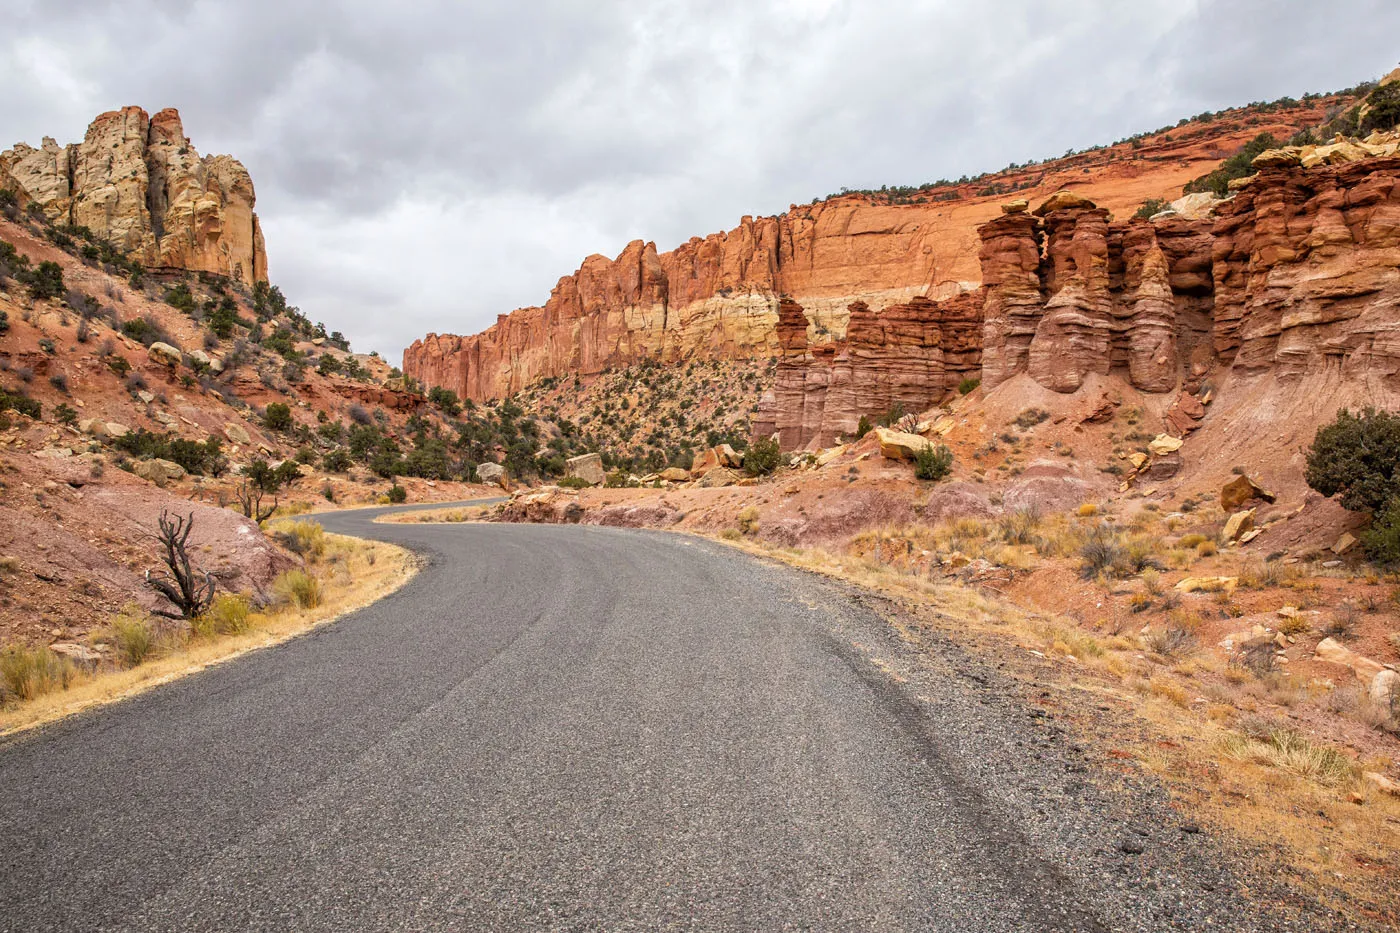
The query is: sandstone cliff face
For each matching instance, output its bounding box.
[1,107,267,285]
[406,96,1349,403]
[752,292,983,449]
[757,154,1400,449]
[405,201,977,401]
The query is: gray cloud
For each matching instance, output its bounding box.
[4,0,1398,358]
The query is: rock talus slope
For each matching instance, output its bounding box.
[2,107,267,285]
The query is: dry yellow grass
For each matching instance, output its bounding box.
[0,533,417,737]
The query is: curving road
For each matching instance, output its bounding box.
[0,502,1331,932]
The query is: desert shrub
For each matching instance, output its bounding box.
[321,448,352,472]
[1232,638,1277,678]
[1307,407,1400,513]
[163,283,196,314]
[913,443,954,481]
[1079,524,1126,579]
[347,403,372,425]
[277,520,327,559]
[856,415,872,438]
[997,506,1041,545]
[1360,500,1400,565]
[0,644,76,700]
[0,389,40,420]
[557,476,590,489]
[52,402,77,425]
[742,437,781,477]
[195,594,253,637]
[1134,198,1169,220]
[263,402,293,431]
[1360,81,1400,135]
[17,260,65,300]
[1183,132,1278,197]
[958,377,980,395]
[387,484,407,504]
[1146,625,1197,658]
[1012,407,1050,429]
[109,607,157,666]
[737,506,760,535]
[274,569,322,609]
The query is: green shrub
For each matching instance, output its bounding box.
[321,448,352,472]
[279,520,327,559]
[263,402,293,431]
[1183,132,1277,197]
[856,415,872,438]
[387,484,407,504]
[1134,198,1169,220]
[558,476,590,489]
[1361,500,1400,564]
[1307,408,1400,513]
[742,437,782,477]
[958,377,981,395]
[163,283,196,313]
[18,260,65,300]
[275,569,322,609]
[913,443,953,481]
[0,644,76,700]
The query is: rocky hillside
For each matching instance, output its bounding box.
[0,145,499,644]
[406,88,1364,401]
[2,108,265,285]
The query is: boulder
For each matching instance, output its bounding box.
[476,462,506,488]
[1168,192,1222,221]
[815,444,847,467]
[564,452,606,486]
[874,427,935,461]
[1034,190,1096,215]
[105,422,130,438]
[1220,474,1275,511]
[1001,198,1029,214]
[188,349,213,368]
[1314,636,1386,683]
[137,391,156,404]
[132,458,186,487]
[148,342,182,367]
[1363,771,1400,797]
[224,423,252,445]
[78,418,106,438]
[1251,147,1303,168]
[1147,434,1183,456]
[1332,532,1358,555]
[1221,508,1255,543]
[658,467,690,482]
[697,467,739,488]
[716,444,743,468]
[1143,451,1182,480]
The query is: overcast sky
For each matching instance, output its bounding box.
[3,1,1398,359]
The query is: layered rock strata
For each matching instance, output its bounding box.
[1,107,267,285]
[752,293,983,449]
[405,203,972,401]
[762,155,1400,448]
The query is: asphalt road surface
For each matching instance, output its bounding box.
[0,502,1338,931]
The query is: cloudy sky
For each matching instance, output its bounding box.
[3,1,1398,360]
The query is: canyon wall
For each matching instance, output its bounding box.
[1,107,267,285]
[405,96,1348,403]
[405,204,970,401]
[758,150,1400,449]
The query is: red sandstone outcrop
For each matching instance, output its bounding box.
[759,152,1400,449]
[405,202,963,401]
[2,107,267,285]
[753,292,983,449]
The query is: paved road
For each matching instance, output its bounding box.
[0,503,1321,931]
